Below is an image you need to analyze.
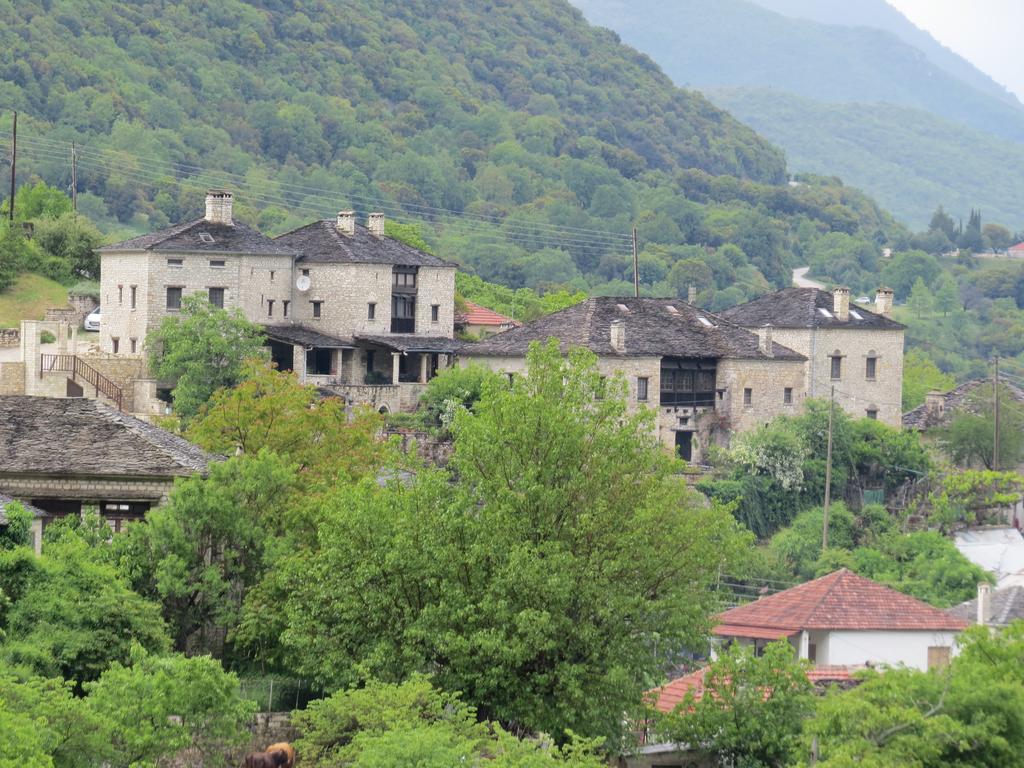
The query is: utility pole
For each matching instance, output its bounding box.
[632,226,639,298]
[8,111,15,223]
[70,141,77,212]
[993,355,1000,470]
[822,385,835,550]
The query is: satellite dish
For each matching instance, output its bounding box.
[296,275,311,292]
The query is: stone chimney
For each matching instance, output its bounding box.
[759,323,774,357]
[925,390,946,420]
[875,286,894,318]
[978,582,992,626]
[610,319,625,353]
[832,286,850,322]
[204,190,233,226]
[368,212,385,238]
[336,210,355,236]
[687,284,697,305]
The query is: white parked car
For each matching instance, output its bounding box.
[84,306,101,331]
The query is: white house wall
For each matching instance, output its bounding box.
[811,630,958,671]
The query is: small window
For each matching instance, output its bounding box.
[301,269,310,277]
[866,356,877,380]
[283,300,290,318]
[312,300,322,319]
[368,302,376,320]
[130,338,137,354]
[270,270,275,281]
[209,259,226,268]
[111,337,119,354]
[743,388,753,406]
[928,646,951,669]
[866,409,878,420]
[831,355,842,380]
[198,232,215,244]
[166,258,183,268]
[637,376,649,402]
[166,287,182,310]
[784,387,793,405]
[209,287,225,308]
[431,304,440,323]
[130,285,137,309]
[118,285,123,305]
[267,299,275,317]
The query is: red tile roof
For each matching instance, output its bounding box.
[713,569,968,635]
[1009,242,1024,252]
[457,301,518,327]
[648,665,860,713]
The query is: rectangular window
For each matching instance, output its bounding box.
[393,269,417,288]
[831,356,842,380]
[366,350,375,373]
[130,338,137,354]
[112,337,119,354]
[269,270,275,281]
[928,646,951,670]
[208,287,225,308]
[130,285,137,309]
[784,387,793,405]
[637,377,649,402]
[866,357,877,380]
[431,304,440,323]
[118,285,123,305]
[743,387,753,406]
[209,259,226,268]
[368,302,376,320]
[866,409,878,420]
[312,300,322,319]
[267,299,275,317]
[283,300,290,318]
[166,258,183,268]
[166,287,182,310]
[301,269,310,277]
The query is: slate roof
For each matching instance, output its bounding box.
[714,569,967,634]
[456,301,519,327]
[0,493,44,525]
[101,219,294,255]
[355,334,463,354]
[718,288,904,330]
[948,585,1024,628]
[0,396,215,478]
[274,220,456,267]
[460,297,804,360]
[903,379,1024,430]
[264,324,354,349]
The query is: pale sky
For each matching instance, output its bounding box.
[887,0,1024,101]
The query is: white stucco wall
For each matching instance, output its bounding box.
[806,629,958,671]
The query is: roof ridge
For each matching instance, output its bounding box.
[803,569,849,624]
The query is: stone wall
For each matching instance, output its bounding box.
[0,327,19,347]
[0,362,25,395]
[384,429,454,466]
[0,473,176,503]
[100,251,152,354]
[716,357,807,434]
[44,307,80,324]
[68,292,99,321]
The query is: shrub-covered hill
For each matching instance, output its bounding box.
[0,0,903,301]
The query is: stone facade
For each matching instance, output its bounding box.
[767,326,904,426]
[0,328,19,347]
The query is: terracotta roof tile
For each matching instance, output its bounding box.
[714,569,967,634]
[456,301,519,327]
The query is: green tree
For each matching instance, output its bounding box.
[31,214,103,280]
[902,349,955,411]
[85,646,255,768]
[293,675,605,768]
[660,641,814,768]
[146,294,267,422]
[273,341,751,745]
[908,276,935,317]
[937,385,1024,469]
[0,501,33,550]
[415,363,506,428]
[933,273,960,315]
[116,453,296,657]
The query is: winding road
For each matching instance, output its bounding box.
[792,266,825,289]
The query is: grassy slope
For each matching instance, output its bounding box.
[709,88,1024,230]
[0,273,68,328]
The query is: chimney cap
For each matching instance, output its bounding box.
[876,286,894,295]
[832,285,850,293]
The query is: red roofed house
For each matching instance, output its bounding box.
[1009,242,1024,258]
[455,301,519,338]
[713,569,967,671]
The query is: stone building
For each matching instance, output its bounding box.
[459,297,807,463]
[719,287,905,427]
[97,192,459,413]
[0,396,215,532]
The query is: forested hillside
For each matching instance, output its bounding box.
[573,0,1024,230]
[0,0,906,303]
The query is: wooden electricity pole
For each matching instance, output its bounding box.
[822,385,835,549]
[993,355,1001,470]
[71,141,78,212]
[8,110,15,223]
[632,226,639,298]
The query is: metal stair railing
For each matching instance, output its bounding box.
[40,354,124,411]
